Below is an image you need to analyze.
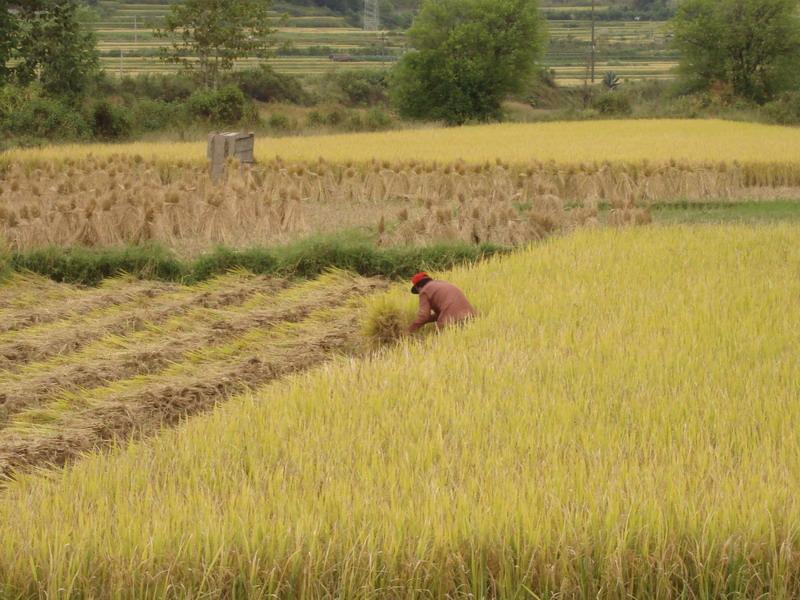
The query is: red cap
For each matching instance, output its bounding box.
[411,272,429,286]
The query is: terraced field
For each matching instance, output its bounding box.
[0,270,386,479]
[101,55,388,76]
[89,0,676,83]
[92,1,403,77]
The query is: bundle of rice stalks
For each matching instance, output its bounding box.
[362,294,416,347]
[6,152,793,254]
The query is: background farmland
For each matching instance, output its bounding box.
[88,0,677,85]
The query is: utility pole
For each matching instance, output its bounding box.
[134,16,138,45]
[119,48,124,76]
[590,0,596,84]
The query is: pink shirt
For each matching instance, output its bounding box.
[409,280,477,332]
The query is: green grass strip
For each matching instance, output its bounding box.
[8,235,509,286]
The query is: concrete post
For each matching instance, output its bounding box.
[207,132,255,183]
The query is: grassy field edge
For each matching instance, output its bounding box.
[1,234,509,286]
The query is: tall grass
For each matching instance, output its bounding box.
[0,238,10,283]
[1,224,799,597]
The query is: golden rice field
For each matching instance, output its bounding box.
[7,120,800,166]
[7,147,800,254]
[4,120,799,255]
[0,224,799,597]
[0,154,650,254]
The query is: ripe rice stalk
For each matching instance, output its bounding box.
[1,225,799,596]
[2,152,799,254]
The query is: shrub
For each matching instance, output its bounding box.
[333,70,389,107]
[267,113,292,131]
[339,109,393,132]
[363,107,393,131]
[88,100,132,140]
[324,108,346,126]
[344,112,365,131]
[185,85,255,125]
[232,66,310,104]
[303,107,383,131]
[129,98,185,133]
[0,84,39,122]
[6,97,90,140]
[656,93,714,118]
[592,92,633,116]
[306,110,325,128]
[763,92,800,125]
[112,73,196,102]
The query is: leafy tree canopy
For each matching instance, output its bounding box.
[0,6,18,85]
[671,0,800,102]
[3,1,98,96]
[157,0,277,88]
[390,0,546,125]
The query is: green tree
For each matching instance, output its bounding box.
[390,0,546,125]
[157,0,277,88]
[7,1,98,96]
[12,1,98,96]
[672,0,800,102]
[0,6,18,86]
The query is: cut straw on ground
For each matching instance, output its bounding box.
[0,270,386,479]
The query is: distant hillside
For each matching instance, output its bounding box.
[86,0,417,29]
[83,0,677,83]
[85,0,676,32]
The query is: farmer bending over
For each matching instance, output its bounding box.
[408,272,477,333]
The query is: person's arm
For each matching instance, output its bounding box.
[409,294,436,333]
